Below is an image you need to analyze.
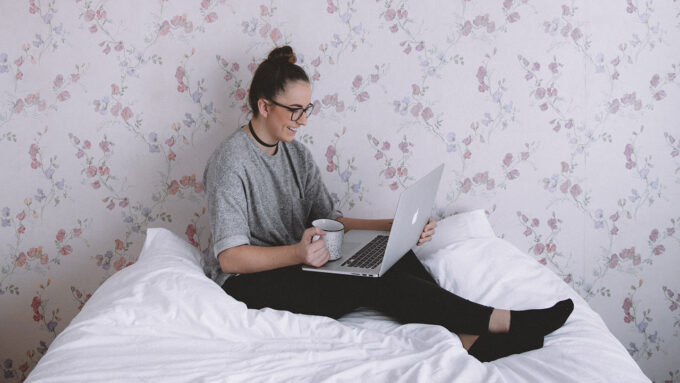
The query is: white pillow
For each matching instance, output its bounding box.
[412,209,496,258]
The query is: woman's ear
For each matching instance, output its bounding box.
[257,98,269,118]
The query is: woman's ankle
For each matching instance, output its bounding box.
[488,308,511,333]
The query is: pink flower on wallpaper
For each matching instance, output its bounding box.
[410,102,422,117]
[111,84,120,95]
[421,107,433,121]
[326,0,337,14]
[503,0,513,9]
[486,179,495,190]
[99,140,110,152]
[84,9,95,22]
[503,153,513,166]
[352,75,363,89]
[168,180,180,195]
[382,141,390,151]
[571,28,583,41]
[86,165,97,178]
[560,179,571,193]
[60,245,72,255]
[399,140,409,153]
[17,224,25,233]
[16,211,26,221]
[653,245,665,255]
[201,0,211,9]
[110,102,121,116]
[649,229,659,242]
[57,91,70,102]
[608,254,619,268]
[462,20,472,36]
[389,182,399,191]
[548,217,558,230]
[535,87,546,99]
[326,163,336,172]
[461,178,472,193]
[121,107,133,121]
[654,90,666,101]
[569,184,582,198]
[14,99,25,113]
[374,151,383,160]
[385,166,396,179]
[159,20,170,36]
[335,101,345,113]
[385,8,396,21]
[507,12,520,23]
[412,84,421,96]
[16,253,26,267]
[270,28,282,42]
[389,24,398,33]
[534,243,545,255]
[507,169,520,179]
[259,23,271,37]
[168,151,176,161]
[560,23,571,37]
[357,91,369,102]
[91,181,101,189]
[235,88,246,100]
[650,74,660,87]
[56,228,66,242]
[54,74,64,88]
[106,201,115,210]
[89,24,98,33]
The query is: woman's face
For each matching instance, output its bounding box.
[263,80,312,143]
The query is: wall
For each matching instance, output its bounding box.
[1,0,679,381]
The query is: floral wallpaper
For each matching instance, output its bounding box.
[1,0,679,381]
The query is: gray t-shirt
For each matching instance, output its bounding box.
[202,128,342,284]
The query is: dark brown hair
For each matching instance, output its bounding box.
[248,45,310,117]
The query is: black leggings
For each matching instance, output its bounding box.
[222,251,494,335]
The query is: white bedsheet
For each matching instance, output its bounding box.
[27,211,649,382]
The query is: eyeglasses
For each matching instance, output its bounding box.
[268,99,314,121]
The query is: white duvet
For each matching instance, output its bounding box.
[27,210,649,382]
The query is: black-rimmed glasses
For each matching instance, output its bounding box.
[268,99,314,121]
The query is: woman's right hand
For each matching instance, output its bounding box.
[296,227,330,267]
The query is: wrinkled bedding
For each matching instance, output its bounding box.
[27,210,649,382]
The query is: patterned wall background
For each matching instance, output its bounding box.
[1,0,679,381]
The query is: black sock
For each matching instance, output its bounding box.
[468,331,544,362]
[510,298,574,336]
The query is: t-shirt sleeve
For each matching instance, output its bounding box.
[205,153,250,259]
[305,154,343,223]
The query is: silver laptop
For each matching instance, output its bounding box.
[302,163,444,277]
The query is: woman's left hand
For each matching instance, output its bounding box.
[416,218,437,246]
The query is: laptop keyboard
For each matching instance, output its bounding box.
[341,235,389,269]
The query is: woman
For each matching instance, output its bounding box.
[204,45,573,362]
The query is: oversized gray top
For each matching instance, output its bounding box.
[202,128,342,284]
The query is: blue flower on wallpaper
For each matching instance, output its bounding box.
[46,320,58,332]
[148,132,160,153]
[44,168,55,179]
[0,53,7,73]
[204,101,214,114]
[192,91,202,103]
[54,23,63,35]
[446,132,456,153]
[35,188,46,202]
[33,34,44,48]
[638,321,648,332]
[351,181,361,193]
[340,170,351,182]
[42,13,53,23]
[1,207,10,227]
[55,179,65,190]
[183,113,195,127]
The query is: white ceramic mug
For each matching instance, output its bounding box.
[312,218,344,261]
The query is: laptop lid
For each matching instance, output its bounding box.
[378,163,444,276]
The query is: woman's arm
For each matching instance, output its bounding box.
[336,217,393,233]
[218,226,331,274]
[337,217,437,246]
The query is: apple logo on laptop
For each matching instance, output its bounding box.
[412,208,419,225]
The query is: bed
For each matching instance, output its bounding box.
[26,210,650,382]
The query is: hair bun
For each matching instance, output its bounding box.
[267,45,297,64]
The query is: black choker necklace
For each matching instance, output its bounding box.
[249,120,278,148]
